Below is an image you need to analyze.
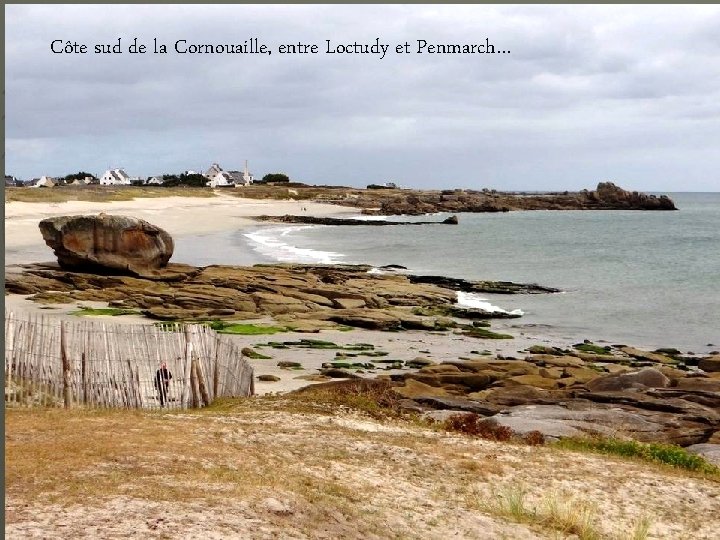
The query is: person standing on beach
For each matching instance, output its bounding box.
[154,362,172,407]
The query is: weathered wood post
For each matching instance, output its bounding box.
[183,325,194,409]
[213,337,220,400]
[81,352,87,404]
[61,321,71,408]
[190,357,200,408]
[195,355,211,407]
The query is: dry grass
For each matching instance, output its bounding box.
[6,398,720,539]
[5,186,216,203]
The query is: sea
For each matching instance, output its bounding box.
[175,192,720,353]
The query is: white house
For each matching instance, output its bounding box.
[205,162,254,186]
[99,169,132,185]
[146,176,165,185]
[32,176,56,188]
[208,171,235,188]
[205,163,224,179]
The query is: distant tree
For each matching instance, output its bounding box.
[260,173,290,184]
[161,173,208,187]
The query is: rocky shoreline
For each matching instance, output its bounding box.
[317,181,678,215]
[5,262,544,328]
[6,259,720,463]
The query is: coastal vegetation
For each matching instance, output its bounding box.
[258,172,290,183]
[554,438,720,475]
[158,172,209,187]
[5,185,215,203]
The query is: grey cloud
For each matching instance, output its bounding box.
[5,4,720,191]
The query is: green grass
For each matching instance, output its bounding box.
[5,185,216,203]
[554,437,720,475]
[70,307,141,317]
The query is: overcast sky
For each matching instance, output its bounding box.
[5,4,720,191]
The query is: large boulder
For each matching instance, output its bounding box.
[39,214,174,275]
[699,356,720,373]
[585,367,670,392]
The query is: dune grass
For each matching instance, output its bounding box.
[554,437,720,475]
[5,185,216,203]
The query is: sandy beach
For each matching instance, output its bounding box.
[4,193,358,265]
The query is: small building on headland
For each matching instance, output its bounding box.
[99,169,132,186]
[367,182,397,190]
[70,177,95,186]
[5,175,23,187]
[146,176,166,185]
[31,176,56,188]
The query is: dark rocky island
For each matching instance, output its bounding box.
[254,215,460,226]
[243,181,676,215]
[355,182,677,215]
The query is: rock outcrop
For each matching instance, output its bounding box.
[254,215,458,226]
[388,350,720,447]
[349,182,677,216]
[6,263,551,329]
[590,182,677,210]
[39,214,174,276]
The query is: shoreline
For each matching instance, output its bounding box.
[5,193,715,357]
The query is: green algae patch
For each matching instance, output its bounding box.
[573,343,613,355]
[208,322,288,335]
[71,306,141,317]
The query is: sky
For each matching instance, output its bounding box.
[5,4,720,191]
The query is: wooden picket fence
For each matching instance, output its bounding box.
[4,312,254,410]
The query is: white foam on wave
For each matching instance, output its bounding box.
[367,266,411,275]
[243,226,345,264]
[456,291,525,316]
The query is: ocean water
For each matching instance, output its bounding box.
[175,193,720,352]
